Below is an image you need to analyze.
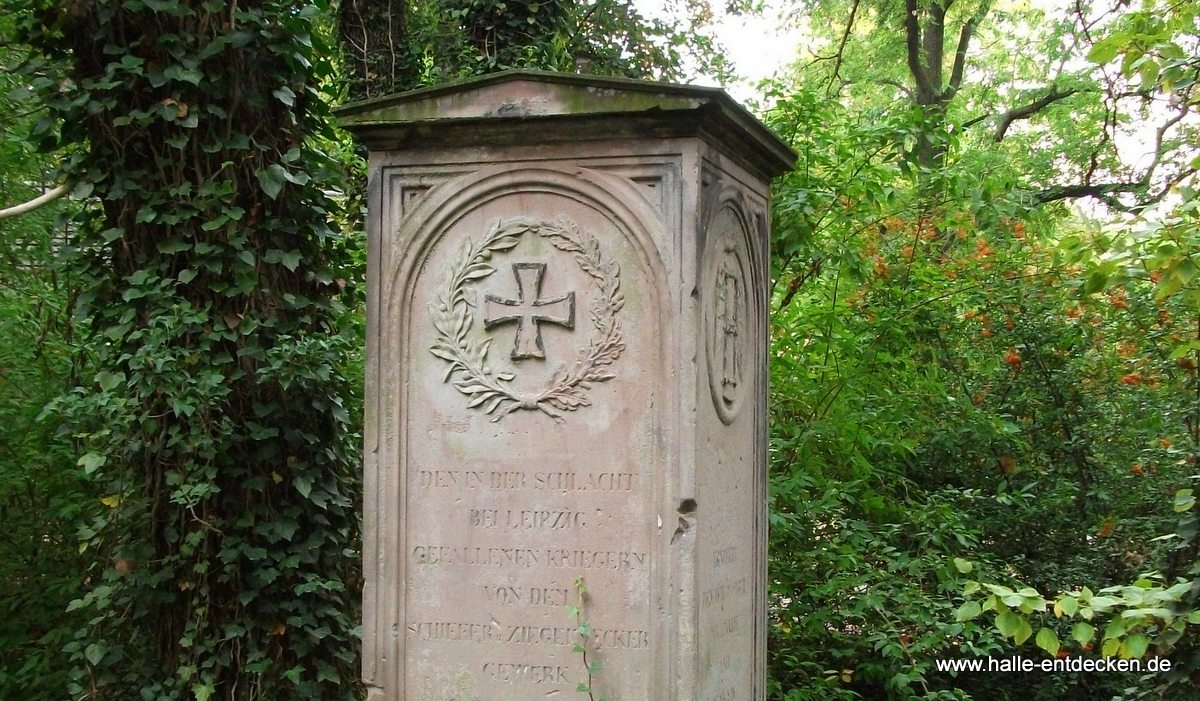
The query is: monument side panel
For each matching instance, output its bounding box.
[381,165,674,700]
[694,157,771,701]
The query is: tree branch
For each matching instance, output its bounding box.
[962,87,1079,139]
[877,78,914,98]
[0,183,69,221]
[905,0,936,100]
[828,0,862,93]
[945,0,992,100]
[1139,96,1192,187]
[1032,182,1145,212]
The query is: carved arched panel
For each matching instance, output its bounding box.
[372,165,674,700]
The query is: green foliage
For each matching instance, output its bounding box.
[15,1,363,698]
[380,0,731,91]
[569,576,611,701]
[338,0,731,102]
[0,6,89,697]
[761,1,1200,691]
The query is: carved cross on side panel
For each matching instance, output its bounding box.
[716,262,742,403]
[483,263,576,360]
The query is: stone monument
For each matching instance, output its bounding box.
[338,70,795,701]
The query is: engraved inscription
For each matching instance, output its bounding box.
[483,585,571,606]
[713,547,738,568]
[411,546,648,569]
[415,469,635,492]
[482,663,570,684]
[408,622,649,649]
[701,577,748,607]
[469,508,589,529]
[483,262,576,360]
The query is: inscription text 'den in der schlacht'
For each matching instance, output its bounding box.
[416,469,635,492]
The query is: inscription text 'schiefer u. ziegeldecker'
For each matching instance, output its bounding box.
[429,216,625,421]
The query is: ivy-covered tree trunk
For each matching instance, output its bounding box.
[18,1,361,699]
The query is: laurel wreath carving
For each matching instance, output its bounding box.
[430,216,625,421]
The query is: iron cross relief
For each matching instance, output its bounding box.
[483,263,576,360]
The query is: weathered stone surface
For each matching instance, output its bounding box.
[339,70,794,701]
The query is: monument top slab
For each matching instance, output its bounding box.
[336,69,795,178]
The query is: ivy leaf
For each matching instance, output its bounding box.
[256,164,289,199]
[84,642,107,666]
[280,250,301,272]
[193,682,216,701]
[294,475,313,499]
[273,86,296,106]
